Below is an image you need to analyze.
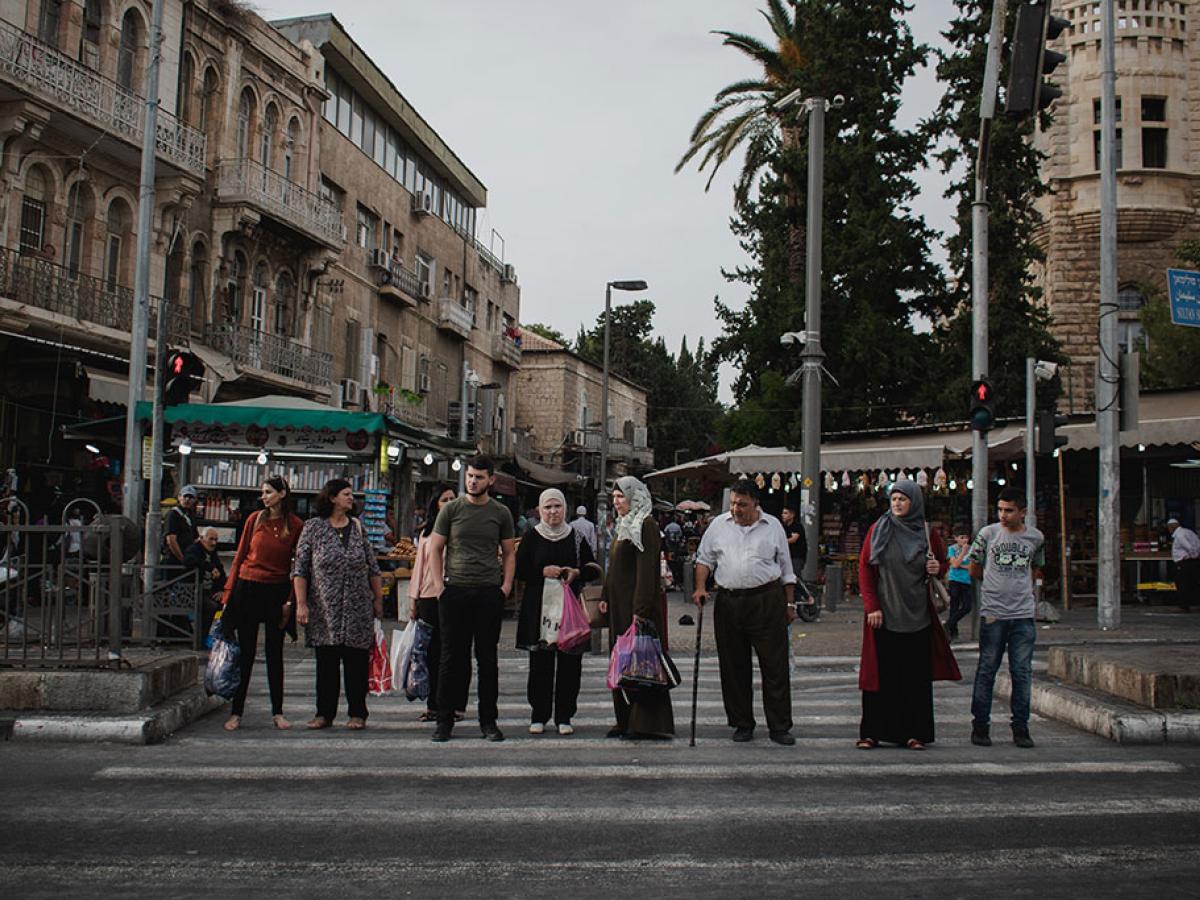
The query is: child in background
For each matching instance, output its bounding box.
[945,530,973,642]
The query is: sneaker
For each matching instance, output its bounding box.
[1012,725,1035,749]
[482,723,505,742]
[432,723,452,743]
[732,726,754,743]
[528,722,545,735]
[768,730,796,746]
[557,723,574,736]
[971,724,992,747]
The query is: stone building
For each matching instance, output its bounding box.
[1034,0,1199,408]
[513,330,652,498]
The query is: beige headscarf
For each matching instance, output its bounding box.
[534,488,573,542]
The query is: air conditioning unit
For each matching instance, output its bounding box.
[570,429,586,446]
[419,281,432,299]
[339,377,361,408]
[367,248,388,269]
[418,372,432,394]
[502,263,517,284]
[411,192,434,216]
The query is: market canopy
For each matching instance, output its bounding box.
[134,396,388,433]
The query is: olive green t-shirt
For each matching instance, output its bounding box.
[433,496,515,587]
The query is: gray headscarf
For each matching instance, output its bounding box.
[613,476,653,552]
[868,479,928,566]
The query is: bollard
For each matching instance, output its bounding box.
[824,563,842,612]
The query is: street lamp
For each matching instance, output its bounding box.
[598,279,648,565]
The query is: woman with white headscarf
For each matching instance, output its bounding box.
[514,488,601,735]
[857,480,960,750]
[598,476,674,739]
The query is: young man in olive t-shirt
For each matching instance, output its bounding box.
[427,455,516,742]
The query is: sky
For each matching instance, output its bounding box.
[256,0,961,401]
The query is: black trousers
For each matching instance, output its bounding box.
[417,597,470,713]
[528,648,582,725]
[860,626,935,744]
[1176,558,1199,610]
[946,581,973,636]
[229,580,289,717]
[713,583,793,734]
[437,584,503,727]
[314,645,369,721]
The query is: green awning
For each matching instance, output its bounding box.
[134,401,387,434]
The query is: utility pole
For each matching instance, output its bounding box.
[1025,357,1036,530]
[598,281,612,559]
[142,292,169,591]
[120,0,165,524]
[1097,0,1121,629]
[458,357,470,493]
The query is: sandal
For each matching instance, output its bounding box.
[417,710,434,722]
[855,738,877,750]
[305,716,331,730]
[223,715,241,732]
[273,715,292,730]
[346,717,367,730]
[906,738,926,751]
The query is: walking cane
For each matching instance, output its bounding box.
[689,599,704,747]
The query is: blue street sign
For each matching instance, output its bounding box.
[1167,268,1200,327]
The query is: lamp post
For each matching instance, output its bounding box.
[597,279,648,565]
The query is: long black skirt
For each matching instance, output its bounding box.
[860,625,935,744]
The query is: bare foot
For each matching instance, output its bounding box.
[346,717,366,730]
[305,716,331,730]
[223,716,241,732]
[273,714,292,730]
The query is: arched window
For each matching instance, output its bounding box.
[250,262,268,333]
[80,0,102,69]
[199,66,219,133]
[274,270,295,336]
[236,88,255,159]
[163,235,185,305]
[260,103,278,171]
[284,117,300,182]
[227,251,246,322]
[117,10,141,91]
[64,182,95,276]
[104,198,132,290]
[38,0,63,48]
[178,53,195,126]
[19,166,50,256]
[188,240,208,334]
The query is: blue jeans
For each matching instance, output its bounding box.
[971,617,1036,728]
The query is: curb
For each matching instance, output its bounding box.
[3,686,225,745]
[996,672,1200,744]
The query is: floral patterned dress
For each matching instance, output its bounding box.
[292,517,380,650]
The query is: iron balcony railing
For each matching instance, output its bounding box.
[0,19,206,176]
[492,332,522,368]
[203,322,332,386]
[0,245,187,342]
[474,237,505,275]
[435,297,473,339]
[216,158,345,247]
[381,259,424,302]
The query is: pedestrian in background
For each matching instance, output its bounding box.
[945,529,974,642]
[570,504,598,557]
[221,476,303,732]
[162,484,200,565]
[428,455,516,743]
[967,488,1045,749]
[857,480,960,750]
[183,526,225,641]
[293,479,382,731]
[694,479,797,745]
[515,488,601,735]
[408,484,458,722]
[599,476,674,740]
[1167,517,1199,612]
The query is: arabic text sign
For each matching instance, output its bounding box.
[1167,268,1200,328]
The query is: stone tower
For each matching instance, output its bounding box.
[1033,0,1199,409]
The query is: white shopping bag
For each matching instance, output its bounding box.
[390,622,418,693]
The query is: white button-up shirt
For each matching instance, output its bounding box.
[1171,525,1200,563]
[695,511,797,590]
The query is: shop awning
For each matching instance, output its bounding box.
[1059,390,1200,451]
[515,454,586,487]
[84,367,136,406]
[134,397,388,433]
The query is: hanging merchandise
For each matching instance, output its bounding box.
[876,471,888,491]
[755,473,766,490]
[842,471,851,488]
[771,473,782,492]
[823,472,835,492]
[934,468,948,489]
[916,469,929,488]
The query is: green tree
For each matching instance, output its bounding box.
[679,1,943,436]
[1139,241,1200,389]
[523,322,569,345]
[917,0,1062,421]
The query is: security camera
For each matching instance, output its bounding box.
[1034,360,1059,381]
[779,331,806,347]
[830,94,846,109]
[773,88,806,111]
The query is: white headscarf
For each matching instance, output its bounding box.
[534,488,573,542]
[613,476,653,552]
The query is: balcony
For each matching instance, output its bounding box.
[565,428,602,452]
[491,333,522,369]
[215,159,345,249]
[435,297,473,339]
[0,19,206,177]
[0,245,187,343]
[203,322,332,387]
[375,258,424,306]
[607,437,633,461]
[632,447,655,468]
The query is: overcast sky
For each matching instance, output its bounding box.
[257,0,960,400]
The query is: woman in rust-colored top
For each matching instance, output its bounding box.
[221,475,304,732]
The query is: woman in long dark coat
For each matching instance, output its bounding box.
[857,480,960,749]
[599,476,674,740]
[515,488,601,735]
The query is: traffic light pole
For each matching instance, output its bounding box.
[142,291,169,592]
[1097,0,1121,629]
[799,96,826,584]
[1026,357,1036,530]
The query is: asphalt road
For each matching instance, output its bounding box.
[3,636,1200,898]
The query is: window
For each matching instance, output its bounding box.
[313,301,333,354]
[80,0,101,68]
[284,118,300,182]
[1093,97,1122,124]
[1119,319,1145,353]
[237,89,254,159]
[356,204,375,249]
[200,67,218,134]
[39,0,63,47]
[351,94,364,146]
[65,182,94,276]
[227,251,246,321]
[416,252,433,294]
[1142,128,1167,168]
[373,119,386,168]
[250,263,268,333]
[345,319,362,380]
[336,75,351,135]
[163,238,184,305]
[274,271,295,336]
[1141,96,1166,121]
[105,199,132,291]
[319,176,343,209]
[1093,128,1123,169]
[19,167,48,256]
[323,71,336,125]
[179,54,194,126]
[261,104,278,170]
[189,241,208,333]
[117,10,140,90]
[442,267,452,298]
[362,109,375,160]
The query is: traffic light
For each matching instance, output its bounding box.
[1037,409,1069,455]
[163,350,204,405]
[1005,2,1068,119]
[970,379,995,432]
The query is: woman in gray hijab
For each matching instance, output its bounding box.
[856,480,958,749]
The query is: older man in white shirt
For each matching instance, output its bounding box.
[693,479,798,746]
[1168,517,1199,611]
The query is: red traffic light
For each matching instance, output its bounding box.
[970,378,995,432]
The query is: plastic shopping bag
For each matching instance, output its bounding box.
[404,618,433,701]
[389,623,414,692]
[556,582,592,653]
[203,619,242,700]
[606,620,638,691]
[368,619,393,696]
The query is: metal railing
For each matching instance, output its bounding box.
[216,158,345,246]
[0,18,206,175]
[492,333,522,369]
[474,238,505,275]
[435,297,473,338]
[204,321,332,386]
[380,259,424,302]
[0,245,187,343]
